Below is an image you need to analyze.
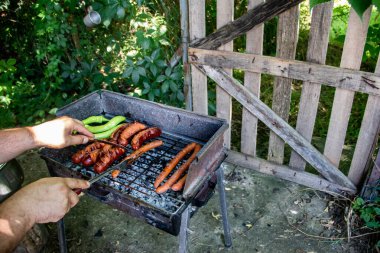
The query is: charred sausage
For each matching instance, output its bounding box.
[109,123,129,143]
[156,143,201,194]
[82,149,102,167]
[118,122,147,146]
[93,147,126,174]
[71,142,105,164]
[154,142,198,189]
[130,127,162,150]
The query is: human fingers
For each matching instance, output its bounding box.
[67,134,90,146]
[64,178,90,190]
[71,120,94,138]
[67,190,80,208]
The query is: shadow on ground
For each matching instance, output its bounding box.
[16,151,356,253]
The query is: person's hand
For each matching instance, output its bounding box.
[29,116,94,148]
[4,177,90,224]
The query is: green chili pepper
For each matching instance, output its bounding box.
[82,115,109,125]
[94,124,124,139]
[85,116,126,133]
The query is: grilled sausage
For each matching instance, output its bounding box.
[82,149,102,167]
[110,123,128,142]
[106,140,163,178]
[123,140,163,162]
[118,122,147,146]
[94,147,126,173]
[171,175,187,191]
[154,142,198,189]
[71,142,105,164]
[131,127,162,150]
[156,143,201,194]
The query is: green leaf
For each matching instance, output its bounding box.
[140,38,150,50]
[132,70,140,84]
[142,88,150,95]
[49,108,58,115]
[61,71,70,78]
[150,64,158,76]
[148,91,155,101]
[161,80,169,93]
[122,67,133,78]
[169,80,178,92]
[156,60,167,68]
[156,75,166,83]
[373,0,380,10]
[151,49,160,60]
[170,72,181,81]
[361,212,372,223]
[348,0,372,18]
[137,67,146,77]
[165,67,172,76]
[366,221,380,228]
[143,82,150,89]
[6,58,16,66]
[177,91,185,101]
[310,0,331,10]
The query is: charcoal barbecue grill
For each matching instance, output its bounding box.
[39,90,232,252]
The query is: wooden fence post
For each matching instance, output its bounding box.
[241,0,264,157]
[189,0,208,114]
[289,1,334,170]
[268,5,299,164]
[323,7,372,168]
[349,55,380,185]
[216,0,234,148]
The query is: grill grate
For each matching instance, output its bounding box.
[42,130,204,216]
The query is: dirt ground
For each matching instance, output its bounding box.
[15,151,364,253]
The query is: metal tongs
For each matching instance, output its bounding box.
[73,140,163,195]
[73,156,134,195]
[92,139,129,151]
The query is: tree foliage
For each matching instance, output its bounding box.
[310,0,379,18]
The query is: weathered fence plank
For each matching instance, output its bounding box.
[226,150,356,195]
[364,148,380,188]
[241,0,264,157]
[188,48,380,96]
[189,0,208,114]
[289,1,334,170]
[268,5,299,164]
[190,0,304,50]
[194,64,356,191]
[216,0,234,148]
[349,56,380,185]
[324,7,372,167]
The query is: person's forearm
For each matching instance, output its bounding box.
[0,127,38,164]
[0,195,34,253]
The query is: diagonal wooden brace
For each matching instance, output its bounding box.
[194,64,357,192]
[190,0,304,50]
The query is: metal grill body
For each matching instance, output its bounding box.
[40,90,227,235]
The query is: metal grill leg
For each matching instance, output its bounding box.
[178,205,191,253]
[57,219,68,253]
[217,166,232,247]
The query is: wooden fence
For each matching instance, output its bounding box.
[186,0,380,195]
